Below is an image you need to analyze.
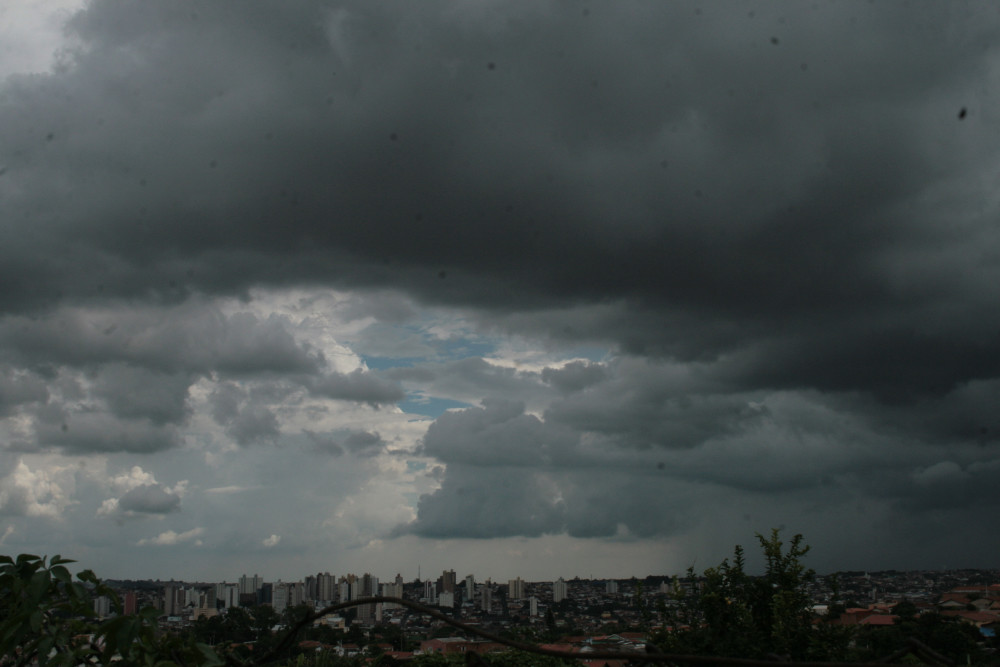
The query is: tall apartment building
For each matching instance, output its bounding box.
[553,577,567,603]
[423,579,437,604]
[239,573,263,596]
[317,572,337,602]
[289,582,305,608]
[272,582,289,614]
[381,580,403,610]
[508,577,525,600]
[339,574,356,603]
[441,569,457,593]
[123,590,138,615]
[216,583,240,609]
[356,573,379,625]
[93,595,111,618]
[606,580,619,594]
[480,580,492,613]
[464,574,475,601]
[163,584,179,616]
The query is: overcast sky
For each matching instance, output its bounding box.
[2,0,999,583]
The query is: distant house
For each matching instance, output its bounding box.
[942,610,1000,628]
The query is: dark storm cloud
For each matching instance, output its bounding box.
[3,0,1000,562]
[420,398,578,466]
[305,429,386,457]
[0,367,48,416]
[36,412,182,454]
[2,1,996,406]
[303,369,403,406]
[117,483,182,514]
[0,299,399,451]
[405,461,693,539]
[405,359,1000,539]
[1,2,995,415]
[0,305,321,376]
[541,361,607,393]
[91,364,193,425]
[209,382,281,446]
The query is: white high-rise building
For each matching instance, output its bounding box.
[339,580,350,602]
[508,577,525,600]
[381,581,403,609]
[93,595,111,618]
[529,596,539,617]
[423,580,437,604]
[480,580,492,613]
[553,577,567,603]
[606,580,619,595]
[272,583,289,614]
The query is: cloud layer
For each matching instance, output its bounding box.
[1,0,999,579]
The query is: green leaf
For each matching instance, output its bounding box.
[197,642,225,666]
[50,565,72,585]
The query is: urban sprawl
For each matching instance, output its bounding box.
[98,568,1000,661]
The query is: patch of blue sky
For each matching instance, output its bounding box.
[405,460,427,473]
[398,393,472,418]
[362,355,424,371]
[432,337,496,361]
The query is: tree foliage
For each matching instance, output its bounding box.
[654,530,822,660]
[0,553,220,667]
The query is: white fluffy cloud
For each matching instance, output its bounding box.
[137,527,204,547]
[97,466,187,518]
[0,460,74,519]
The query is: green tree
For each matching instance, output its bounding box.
[0,553,220,666]
[652,529,822,660]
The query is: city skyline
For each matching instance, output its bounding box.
[2,1,1000,583]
